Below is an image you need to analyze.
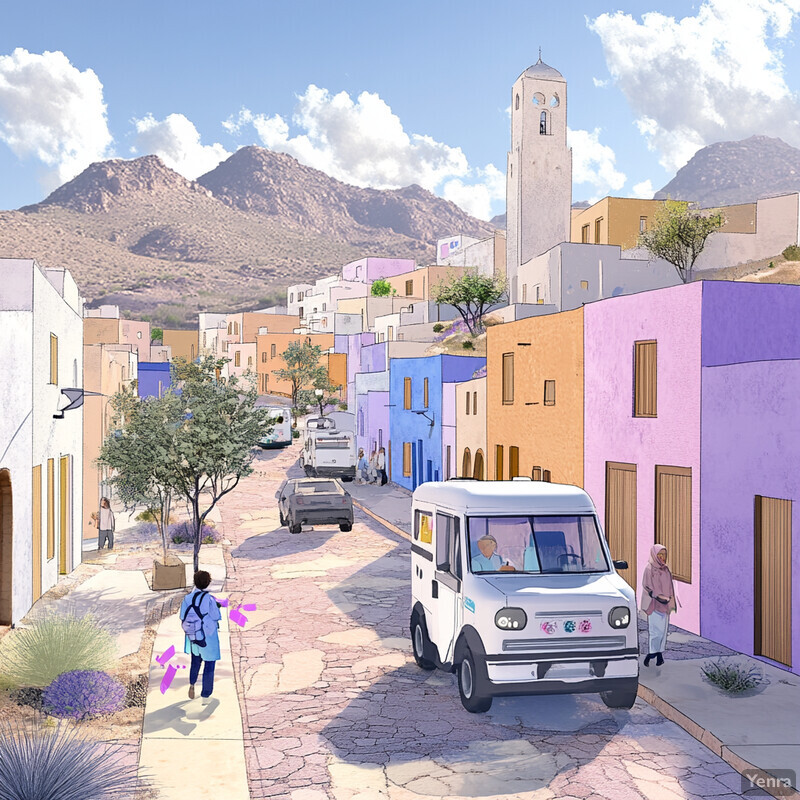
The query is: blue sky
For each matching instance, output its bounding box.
[1,0,799,218]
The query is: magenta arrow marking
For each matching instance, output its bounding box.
[160,664,177,694]
[242,603,257,612]
[156,645,175,665]
[229,607,248,627]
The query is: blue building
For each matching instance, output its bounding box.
[389,355,485,491]
[137,362,172,398]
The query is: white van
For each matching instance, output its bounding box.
[410,478,639,712]
[258,406,292,449]
[300,417,357,480]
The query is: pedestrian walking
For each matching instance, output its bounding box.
[356,448,368,484]
[640,544,678,667]
[97,497,115,550]
[377,446,388,486]
[181,570,222,703]
[368,450,378,484]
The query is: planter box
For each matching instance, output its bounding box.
[152,555,186,590]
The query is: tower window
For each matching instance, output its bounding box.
[515,93,519,110]
[550,94,560,108]
[540,111,548,135]
[532,92,545,106]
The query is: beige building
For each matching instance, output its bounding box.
[84,306,150,362]
[455,377,487,480]
[570,198,676,250]
[162,329,199,362]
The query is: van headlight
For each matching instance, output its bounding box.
[495,608,527,631]
[608,606,631,629]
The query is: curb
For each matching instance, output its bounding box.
[358,501,799,800]
[637,684,800,800]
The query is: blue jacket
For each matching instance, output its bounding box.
[180,588,222,661]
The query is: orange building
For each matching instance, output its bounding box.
[256,332,335,397]
[383,266,467,300]
[242,312,299,342]
[84,315,150,362]
[162,329,199,362]
[486,308,584,486]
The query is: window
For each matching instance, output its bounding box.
[542,469,551,482]
[515,93,519,110]
[298,307,304,318]
[594,217,603,243]
[655,465,692,582]
[423,378,429,408]
[509,446,519,479]
[502,353,514,404]
[298,292,304,301]
[544,380,556,406]
[531,466,542,481]
[581,224,590,244]
[522,284,527,303]
[222,340,228,352]
[322,303,326,312]
[414,508,432,542]
[550,94,560,107]
[472,391,477,416]
[405,279,413,296]
[404,377,412,409]
[540,110,547,135]
[580,280,589,290]
[634,340,657,417]
[47,458,55,560]
[290,292,294,303]
[403,442,413,477]
[640,216,647,233]
[465,392,470,415]
[137,331,142,340]
[462,448,472,478]
[261,351,267,363]
[536,286,542,304]
[271,344,277,358]
[532,92,544,106]
[436,513,462,579]
[190,345,195,360]
[446,445,451,480]
[49,334,58,384]
[227,323,232,334]
[495,445,504,481]
[203,332,207,347]
[247,356,253,367]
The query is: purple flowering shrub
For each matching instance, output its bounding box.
[169,520,222,545]
[43,670,125,720]
[434,319,470,342]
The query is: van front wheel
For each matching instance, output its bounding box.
[411,618,436,671]
[458,649,492,713]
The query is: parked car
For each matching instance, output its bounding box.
[278,478,354,534]
[410,477,638,713]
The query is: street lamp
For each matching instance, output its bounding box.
[314,387,324,417]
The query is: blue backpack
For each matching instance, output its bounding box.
[181,591,208,647]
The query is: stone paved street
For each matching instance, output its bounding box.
[218,443,753,800]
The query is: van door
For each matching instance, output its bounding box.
[430,512,463,664]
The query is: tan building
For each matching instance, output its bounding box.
[228,342,257,382]
[256,332,334,397]
[383,266,467,300]
[242,312,299,342]
[455,377,487,479]
[486,307,584,486]
[84,312,150,362]
[82,343,136,541]
[162,329,199,362]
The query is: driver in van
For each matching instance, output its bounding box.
[471,535,516,572]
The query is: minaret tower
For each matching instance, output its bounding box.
[506,53,572,303]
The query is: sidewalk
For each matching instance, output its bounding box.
[349,479,800,799]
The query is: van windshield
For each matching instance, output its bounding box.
[466,516,609,575]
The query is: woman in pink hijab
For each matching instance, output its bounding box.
[640,544,677,667]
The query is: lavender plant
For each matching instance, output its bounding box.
[0,613,116,688]
[701,658,764,694]
[43,670,126,720]
[0,719,140,799]
[169,520,222,545]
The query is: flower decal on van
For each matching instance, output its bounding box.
[579,619,593,633]
[563,620,576,634]
[540,621,557,635]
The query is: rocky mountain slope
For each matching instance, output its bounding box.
[655,135,800,207]
[0,149,494,326]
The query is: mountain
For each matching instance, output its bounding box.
[655,135,800,207]
[0,149,495,326]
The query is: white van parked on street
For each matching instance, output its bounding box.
[410,478,639,712]
[300,416,357,481]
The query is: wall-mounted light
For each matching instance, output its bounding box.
[53,388,105,419]
[412,410,435,427]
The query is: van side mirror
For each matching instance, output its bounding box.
[613,560,628,570]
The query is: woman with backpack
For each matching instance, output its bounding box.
[180,570,222,702]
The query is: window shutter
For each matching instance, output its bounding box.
[403,442,412,476]
[404,377,412,410]
[544,380,556,406]
[502,353,514,404]
[634,341,657,417]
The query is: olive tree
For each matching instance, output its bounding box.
[431,270,507,335]
[273,340,327,410]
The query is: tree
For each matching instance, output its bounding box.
[98,390,182,563]
[151,327,163,345]
[298,374,341,417]
[272,340,326,409]
[431,270,507,335]
[370,278,396,297]
[168,357,273,572]
[638,200,724,283]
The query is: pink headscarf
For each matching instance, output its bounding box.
[641,544,677,614]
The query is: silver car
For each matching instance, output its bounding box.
[278,478,354,534]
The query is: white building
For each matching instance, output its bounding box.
[437,230,507,278]
[286,282,313,319]
[0,259,84,624]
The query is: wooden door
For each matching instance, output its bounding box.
[509,446,519,479]
[655,465,692,583]
[32,465,42,603]
[605,462,637,592]
[755,496,792,667]
[59,456,70,574]
[473,450,485,481]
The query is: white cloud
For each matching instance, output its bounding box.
[0,48,113,189]
[224,85,503,219]
[590,0,800,172]
[632,179,655,199]
[132,113,230,179]
[568,127,626,202]
[592,77,609,88]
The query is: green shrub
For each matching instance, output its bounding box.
[701,658,764,694]
[337,402,348,411]
[292,429,300,439]
[462,340,474,350]
[782,244,800,261]
[432,323,444,333]
[0,613,117,688]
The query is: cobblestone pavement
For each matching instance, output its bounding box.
[219,444,753,800]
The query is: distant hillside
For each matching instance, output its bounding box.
[0,149,494,326]
[655,135,800,207]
